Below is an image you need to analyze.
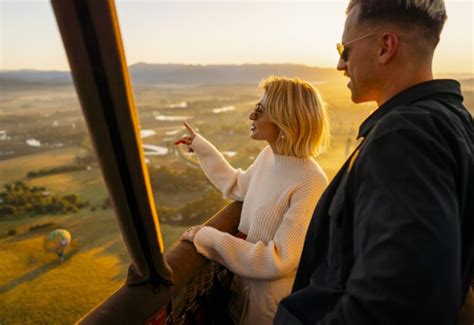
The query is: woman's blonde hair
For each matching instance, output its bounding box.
[260,76,330,158]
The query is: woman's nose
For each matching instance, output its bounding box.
[249,111,256,120]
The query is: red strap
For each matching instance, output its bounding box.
[235,231,247,240]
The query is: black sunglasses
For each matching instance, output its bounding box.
[336,31,384,62]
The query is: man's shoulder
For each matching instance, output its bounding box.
[370,97,471,142]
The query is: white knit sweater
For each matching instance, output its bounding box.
[190,134,328,280]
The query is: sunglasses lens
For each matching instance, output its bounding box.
[336,43,348,62]
[342,50,348,62]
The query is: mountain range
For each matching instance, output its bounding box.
[0,63,343,87]
[1,63,472,88]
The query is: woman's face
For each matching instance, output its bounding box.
[249,94,280,142]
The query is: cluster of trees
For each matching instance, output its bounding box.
[89,197,111,212]
[157,189,229,226]
[0,182,89,217]
[148,166,230,225]
[26,164,89,178]
[26,151,96,179]
[148,166,209,192]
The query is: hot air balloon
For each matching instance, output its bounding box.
[45,229,71,260]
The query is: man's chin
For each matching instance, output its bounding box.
[350,89,360,103]
[350,90,370,104]
[351,95,364,104]
[347,82,361,103]
[352,93,377,104]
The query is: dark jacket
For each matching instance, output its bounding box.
[275,80,474,324]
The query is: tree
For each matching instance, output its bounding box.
[0,205,17,216]
[62,194,79,205]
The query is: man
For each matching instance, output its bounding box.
[275,0,474,324]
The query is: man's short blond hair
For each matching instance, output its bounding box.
[260,76,330,159]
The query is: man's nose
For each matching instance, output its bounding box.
[336,57,346,71]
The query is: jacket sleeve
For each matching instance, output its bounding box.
[276,128,460,324]
[189,134,256,201]
[193,174,327,280]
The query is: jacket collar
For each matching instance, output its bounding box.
[357,79,463,139]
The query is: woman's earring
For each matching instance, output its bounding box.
[280,134,285,139]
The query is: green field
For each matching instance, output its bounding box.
[0,146,86,185]
[0,211,125,324]
[0,210,186,324]
[0,146,188,324]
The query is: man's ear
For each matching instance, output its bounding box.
[379,32,399,64]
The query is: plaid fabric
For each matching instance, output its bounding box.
[235,231,247,240]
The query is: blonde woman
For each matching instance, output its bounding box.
[177,76,330,325]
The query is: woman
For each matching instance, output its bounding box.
[176,76,330,324]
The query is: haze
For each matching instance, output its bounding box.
[0,0,472,74]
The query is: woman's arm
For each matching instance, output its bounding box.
[175,122,256,201]
[193,174,328,280]
[189,134,256,201]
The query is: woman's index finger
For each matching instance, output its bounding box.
[183,121,196,136]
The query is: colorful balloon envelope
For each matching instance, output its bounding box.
[45,229,72,258]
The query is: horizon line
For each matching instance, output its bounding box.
[0,62,473,76]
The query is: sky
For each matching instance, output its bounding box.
[0,0,473,74]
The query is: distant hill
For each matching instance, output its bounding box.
[435,73,474,81]
[128,63,342,85]
[2,64,471,88]
[459,78,474,88]
[0,63,342,87]
[0,70,72,87]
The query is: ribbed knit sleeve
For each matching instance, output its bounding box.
[193,174,327,280]
[189,134,255,201]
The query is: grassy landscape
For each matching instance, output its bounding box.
[0,146,85,185]
[0,209,186,324]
